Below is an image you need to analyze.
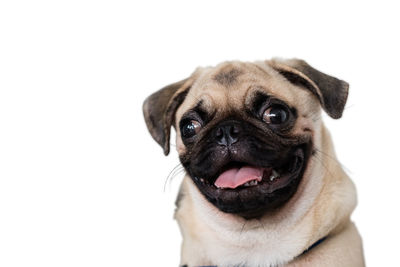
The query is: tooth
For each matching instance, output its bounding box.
[244,181,256,187]
[270,170,280,181]
[244,180,258,187]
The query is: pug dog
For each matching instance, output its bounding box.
[143,58,364,267]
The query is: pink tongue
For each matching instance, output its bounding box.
[214,166,264,189]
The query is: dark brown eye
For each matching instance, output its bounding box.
[263,105,288,124]
[181,120,202,138]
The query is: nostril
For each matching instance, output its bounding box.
[230,125,240,136]
[216,127,227,146]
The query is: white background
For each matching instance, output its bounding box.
[0,1,399,266]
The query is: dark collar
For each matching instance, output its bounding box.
[298,236,326,258]
[181,236,327,267]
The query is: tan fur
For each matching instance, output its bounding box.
[168,60,364,266]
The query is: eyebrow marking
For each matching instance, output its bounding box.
[192,100,207,117]
[213,67,243,86]
[184,100,214,124]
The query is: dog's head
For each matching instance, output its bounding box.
[143,59,348,219]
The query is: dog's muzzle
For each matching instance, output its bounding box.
[181,119,312,219]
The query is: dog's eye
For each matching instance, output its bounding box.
[263,105,288,124]
[181,120,202,138]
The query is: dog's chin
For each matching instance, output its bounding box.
[190,145,311,219]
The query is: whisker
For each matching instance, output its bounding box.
[256,218,267,232]
[311,153,334,179]
[313,147,352,174]
[239,221,247,240]
[164,163,185,192]
[164,168,185,192]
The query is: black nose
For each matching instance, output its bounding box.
[214,122,241,146]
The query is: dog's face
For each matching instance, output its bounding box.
[143,59,348,219]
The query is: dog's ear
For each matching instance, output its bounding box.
[143,78,192,155]
[268,58,349,119]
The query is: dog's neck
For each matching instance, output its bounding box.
[175,125,357,267]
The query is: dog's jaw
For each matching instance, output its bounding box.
[175,125,359,267]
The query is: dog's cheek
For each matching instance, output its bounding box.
[292,116,315,136]
[291,93,321,136]
[175,132,187,155]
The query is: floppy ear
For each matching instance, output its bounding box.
[268,58,349,119]
[143,78,192,155]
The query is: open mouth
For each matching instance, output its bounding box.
[214,164,285,190]
[191,146,309,219]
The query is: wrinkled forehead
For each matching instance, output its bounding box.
[176,61,316,119]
